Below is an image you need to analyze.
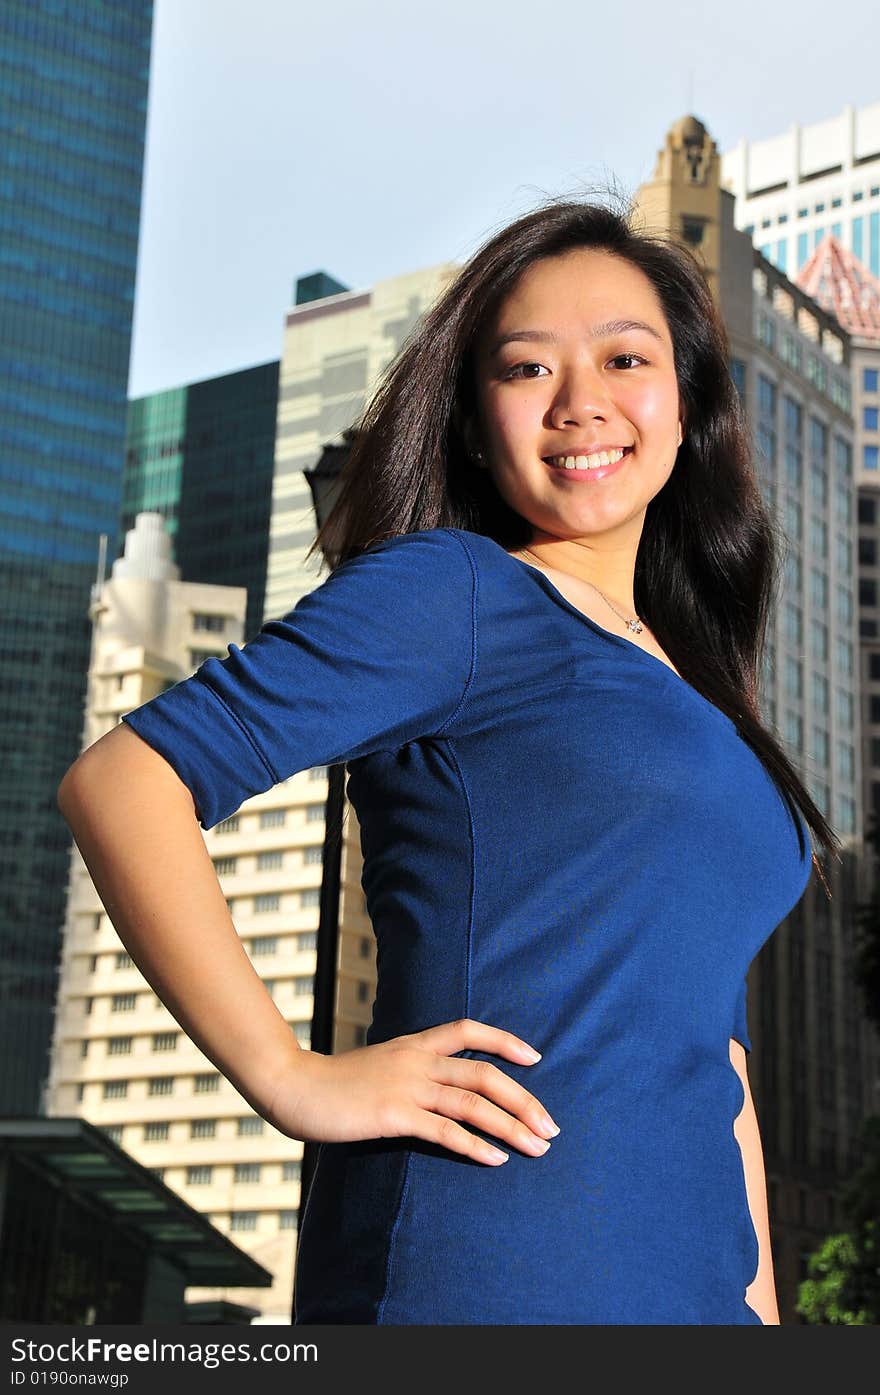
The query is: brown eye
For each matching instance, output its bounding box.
[609,353,646,369]
[504,362,549,380]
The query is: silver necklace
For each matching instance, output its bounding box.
[522,548,645,635]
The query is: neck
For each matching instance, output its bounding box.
[522,532,640,616]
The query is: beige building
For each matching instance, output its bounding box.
[46,512,377,1320]
[266,263,460,617]
[637,114,879,1320]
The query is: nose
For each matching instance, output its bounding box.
[547,361,614,428]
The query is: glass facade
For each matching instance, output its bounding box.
[122,360,280,644]
[0,1,153,1111]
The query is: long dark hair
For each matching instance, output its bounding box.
[309,191,841,896]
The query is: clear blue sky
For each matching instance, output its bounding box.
[127,0,880,399]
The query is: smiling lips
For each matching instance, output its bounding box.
[544,446,632,473]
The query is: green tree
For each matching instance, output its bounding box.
[796,1117,880,1324]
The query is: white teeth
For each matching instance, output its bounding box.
[548,447,627,471]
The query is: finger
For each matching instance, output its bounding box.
[409,1107,511,1167]
[437,1056,559,1139]
[428,1082,554,1157]
[412,1017,542,1065]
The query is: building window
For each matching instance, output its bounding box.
[282,1160,302,1181]
[300,888,321,907]
[294,975,315,996]
[864,406,879,431]
[811,727,830,767]
[864,445,879,471]
[187,1165,212,1185]
[860,495,877,524]
[111,993,137,1012]
[257,850,283,870]
[757,373,777,418]
[193,613,226,632]
[234,1163,261,1183]
[254,894,280,913]
[250,936,278,956]
[152,1032,178,1052]
[309,766,328,780]
[259,809,286,828]
[860,578,877,608]
[811,569,828,611]
[360,936,371,958]
[297,930,317,951]
[230,1212,258,1232]
[103,1080,128,1099]
[108,1037,132,1056]
[279,1210,298,1230]
[104,1126,124,1145]
[293,1021,311,1044]
[237,1116,264,1136]
[213,857,237,875]
[304,845,323,865]
[115,951,133,970]
[306,804,324,822]
[813,674,829,716]
[860,537,877,566]
[357,980,371,1003]
[784,710,803,750]
[144,1122,169,1142]
[194,1073,220,1093]
[191,1119,217,1139]
[837,741,855,781]
[864,368,878,394]
[353,1024,369,1046]
[217,816,240,835]
[148,1077,174,1096]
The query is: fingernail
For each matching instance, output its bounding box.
[487,1146,509,1163]
[519,1045,542,1062]
[542,1116,560,1137]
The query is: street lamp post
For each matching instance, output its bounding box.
[292,442,348,1313]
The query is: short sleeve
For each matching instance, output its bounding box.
[731,974,751,1053]
[121,528,475,830]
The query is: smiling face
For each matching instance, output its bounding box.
[471,247,684,555]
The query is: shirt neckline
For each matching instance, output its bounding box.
[463,529,740,735]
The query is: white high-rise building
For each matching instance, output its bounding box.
[46,513,377,1320]
[721,99,880,283]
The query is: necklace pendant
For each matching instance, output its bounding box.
[627,619,644,633]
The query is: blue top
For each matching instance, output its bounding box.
[122,526,813,1325]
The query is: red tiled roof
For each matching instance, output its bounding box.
[795,233,880,341]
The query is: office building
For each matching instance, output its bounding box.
[122,360,280,643]
[0,0,153,1112]
[637,114,878,1319]
[46,513,376,1318]
[721,99,880,280]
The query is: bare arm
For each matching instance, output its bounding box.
[57,722,304,1120]
[729,1037,779,1325]
[57,723,558,1164]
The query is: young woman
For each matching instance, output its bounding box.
[58,196,840,1325]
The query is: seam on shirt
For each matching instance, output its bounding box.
[196,674,280,783]
[375,1148,415,1324]
[433,528,478,738]
[444,738,477,1022]
[376,735,478,1323]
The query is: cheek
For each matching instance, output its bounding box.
[628,379,680,434]
[485,391,540,450]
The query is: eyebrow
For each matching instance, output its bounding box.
[487,318,665,358]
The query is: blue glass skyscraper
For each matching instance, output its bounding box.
[0,1,153,1111]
